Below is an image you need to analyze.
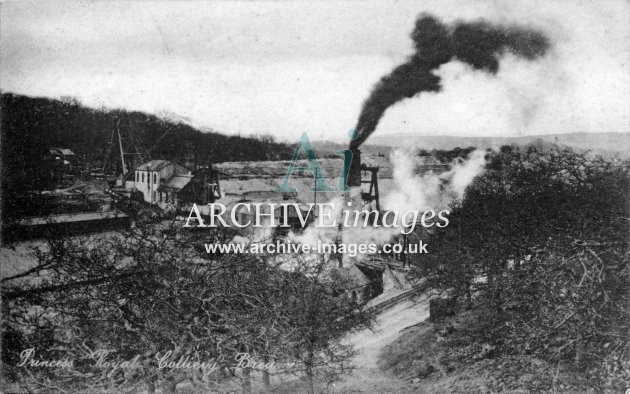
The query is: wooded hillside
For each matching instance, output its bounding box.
[1,92,294,177]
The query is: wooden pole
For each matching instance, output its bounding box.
[116,119,127,175]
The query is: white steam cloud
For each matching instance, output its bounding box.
[290,148,489,252]
[383,148,488,214]
[443,148,487,200]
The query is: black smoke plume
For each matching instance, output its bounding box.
[351,14,550,149]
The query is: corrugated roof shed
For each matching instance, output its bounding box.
[219,177,341,205]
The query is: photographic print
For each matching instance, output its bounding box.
[1,1,629,393]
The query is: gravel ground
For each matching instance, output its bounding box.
[336,298,430,393]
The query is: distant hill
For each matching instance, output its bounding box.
[366,132,630,158]
[311,140,393,157]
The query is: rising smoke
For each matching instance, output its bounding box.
[288,149,490,250]
[383,148,488,215]
[351,14,550,149]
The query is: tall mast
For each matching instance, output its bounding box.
[116,119,127,175]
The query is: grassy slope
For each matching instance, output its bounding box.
[379,307,595,393]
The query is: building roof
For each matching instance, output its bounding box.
[50,148,75,156]
[219,177,338,206]
[136,160,172,171]
[214,153,396,181]
[158,175,193,192]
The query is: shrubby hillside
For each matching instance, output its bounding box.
[412,145,630,391]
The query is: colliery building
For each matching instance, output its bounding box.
[132,160,191,205]
[129,160,220,208]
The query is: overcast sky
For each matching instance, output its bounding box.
[1,0,628,143]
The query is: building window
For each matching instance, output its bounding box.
[154,173,157,183]
[136,172,139,182]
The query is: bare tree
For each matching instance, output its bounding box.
[2,212,373,393]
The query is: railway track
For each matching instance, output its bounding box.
[368,286,425,313]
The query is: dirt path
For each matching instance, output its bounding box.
[336,298,429,393]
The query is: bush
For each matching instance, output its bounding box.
[414,145,630,390]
